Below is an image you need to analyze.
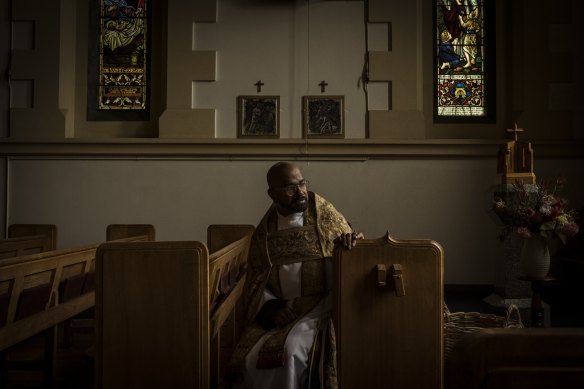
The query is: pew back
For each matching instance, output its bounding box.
[208,224,254,335]
[208,225,254,388]
[0,225,154,351]
[0,246,97,349]
[333,232,444,389]
[0,224,57,259]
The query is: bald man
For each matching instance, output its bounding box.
[230,162,362,389]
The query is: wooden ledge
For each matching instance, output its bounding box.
[0,138,582,160]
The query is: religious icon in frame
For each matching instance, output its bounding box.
[237,95,280,138]
[302,95,344,138]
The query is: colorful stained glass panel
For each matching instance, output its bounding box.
[99,0,147,110]
[435,1,486,117]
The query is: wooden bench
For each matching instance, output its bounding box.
[0,224,57,260]
[0,224,155,386]
[60,224,158,346]
[208,224,255,388]
[95,224,253,389]
[333,232,444,389]
[444,328,584,388]
[106,223,156,242]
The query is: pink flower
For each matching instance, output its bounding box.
[561,223,580,238]
[516,227,532,238]
[549,205,562,218]
[530,212,543,224]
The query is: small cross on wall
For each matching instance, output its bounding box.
[254,80,264,93]
[318,80,328,93]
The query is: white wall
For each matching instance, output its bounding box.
[6,158,501,284]
[193,0,367,138]
[7,157,584,284]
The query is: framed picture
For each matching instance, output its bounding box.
[303,95,344,138]
[237,95,280,138]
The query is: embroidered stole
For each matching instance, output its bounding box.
[232,228,328,370]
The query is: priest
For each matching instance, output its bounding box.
[230,161,362,389]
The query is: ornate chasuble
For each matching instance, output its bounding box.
[266,225,328,300]
[231,192,352,372]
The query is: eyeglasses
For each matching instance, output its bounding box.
[279,179,309,196]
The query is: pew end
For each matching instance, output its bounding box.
[8,224,58,247]
[444,327,584,388]
[207,224,254,254]
[0,224,57,259]
[332,232,444,388]
[95,225,253,389]
[106,224,155,242]
[96,241,211,389]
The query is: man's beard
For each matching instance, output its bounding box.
[280,195,308,213]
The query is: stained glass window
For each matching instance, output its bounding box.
[98,0,148,110]
[434,0,494,121]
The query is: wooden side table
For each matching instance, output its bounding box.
[518,276,556,327]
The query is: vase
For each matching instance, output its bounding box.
[520,235,550,278]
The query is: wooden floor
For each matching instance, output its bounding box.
[3,327,94,389]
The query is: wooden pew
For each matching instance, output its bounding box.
[207,224,255,388]
[444,328,584,388]
[95,225,253,389]
[0,224,155,386]
[0,224,57,260]
[332,232,444,389]
[62,224,157,345]
[106,223,156,242]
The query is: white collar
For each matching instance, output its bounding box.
[277,211,304,230]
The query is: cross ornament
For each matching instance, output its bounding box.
[506,123,524,141]
[254,80,264,93]
[318,80,328,93]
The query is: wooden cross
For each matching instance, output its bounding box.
[506,122,524,141]
[254,80,264,93]
[319,80,328,93]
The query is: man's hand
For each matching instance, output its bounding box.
[335,232,365,250]
[272,307,297,328]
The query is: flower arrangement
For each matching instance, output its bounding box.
[493,177,580,243]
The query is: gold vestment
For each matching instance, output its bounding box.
[230,192,352,388]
